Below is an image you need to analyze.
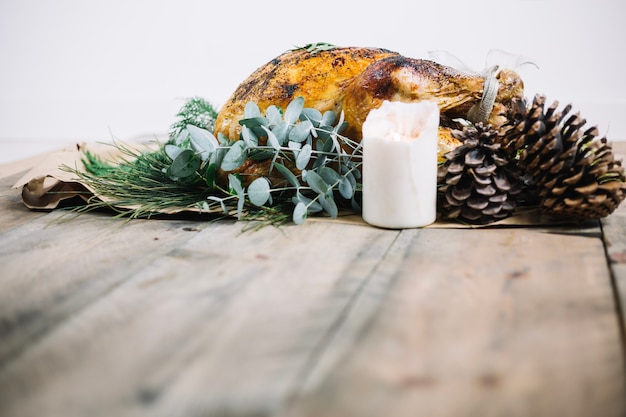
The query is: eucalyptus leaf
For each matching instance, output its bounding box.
[305,170,329,195]
[239,117,269,130]
[316,127,331,140]
[336,110,346,133]
[321,110,336,126]
[217,132,231,145]
[342,170,357,198]
[237,196,244,219]
[316,137,328,152]
[293,202,307,225]
[209,146,226,168]
[164,144,184,161]
[284,96,304,125]
[329,131,341,154]
[228,174,244,195]
[244,101,262,118]
[248,149,276,161]
[336,121,348,134]
[296,191,323,213]
[265,105,282,126]
[319,166,341,186]
[288,141,302,151]
[186,124,218,161]
[248,177,271,207]
[273,162,300,189]
[318,193,338,218]
[342,165,357,182]
[173,130,189,146]
[270,150,280,175]
[221,141,247,171]
[339,177,354,199]
[312,154,327,170]
[228,174,245,219]
[322,135,334,153]
[207,196,228,214]
[296,144,312,170]
[289,120,313,143]
[300,108,322,127]
[167,149,200,180]
[239,117,269,138]
[271,121,290,145]
[204,163,218,188]
[241,125,259,147]
[263,125,282,150]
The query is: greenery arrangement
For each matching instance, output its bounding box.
[74,96,362,226]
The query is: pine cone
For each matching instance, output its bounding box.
[499,94,626,220]
[437,123,522,224]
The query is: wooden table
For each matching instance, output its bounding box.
[1,143,626,417]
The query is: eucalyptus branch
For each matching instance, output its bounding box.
[75,96,363,226]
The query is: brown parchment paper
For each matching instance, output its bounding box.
[12,142,571,228]
[13,144,91,209]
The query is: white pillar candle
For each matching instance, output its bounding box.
[361,100,440,229]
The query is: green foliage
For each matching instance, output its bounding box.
[76,96,362,226]
[75,144,210,219]
[81,151,116,176]
[169,97,219,140]
[290,42,336,54]
[171,96,361,222]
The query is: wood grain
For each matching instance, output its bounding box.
[0,171,47,231]
[602,185,626,339]
[603,142,626,335]
[284,227,626,417]
[0,211,217,369]
[0,220,398,417]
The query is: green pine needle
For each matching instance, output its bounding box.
[82,150,116,176]
[290,42,336,54]
[73,144,211,219]
[169,97,219,140]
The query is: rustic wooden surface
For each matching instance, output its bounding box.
[0,143,625,417]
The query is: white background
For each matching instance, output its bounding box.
[1,0,625,163]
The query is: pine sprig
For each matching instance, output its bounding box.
[290,42,336,54]
[71,144,211,219]
[82,150,116,176]
[169,97,219,140]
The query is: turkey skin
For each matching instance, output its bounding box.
[215,46,524,150]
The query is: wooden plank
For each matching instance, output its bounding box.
[601,190,626,336]
[0,171,48,232]
[602,141,626,332]
[0,220,398,417]
[0,211,218,368]
[284,226,626,417]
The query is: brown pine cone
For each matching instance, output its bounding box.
[437,123,522,224]
[498,94,626,220]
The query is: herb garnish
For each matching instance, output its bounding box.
[72,96,362,226]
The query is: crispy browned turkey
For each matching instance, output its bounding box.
[214,46,525,180]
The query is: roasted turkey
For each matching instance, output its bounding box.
[213,46,525,181]
[216,46,524,139]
